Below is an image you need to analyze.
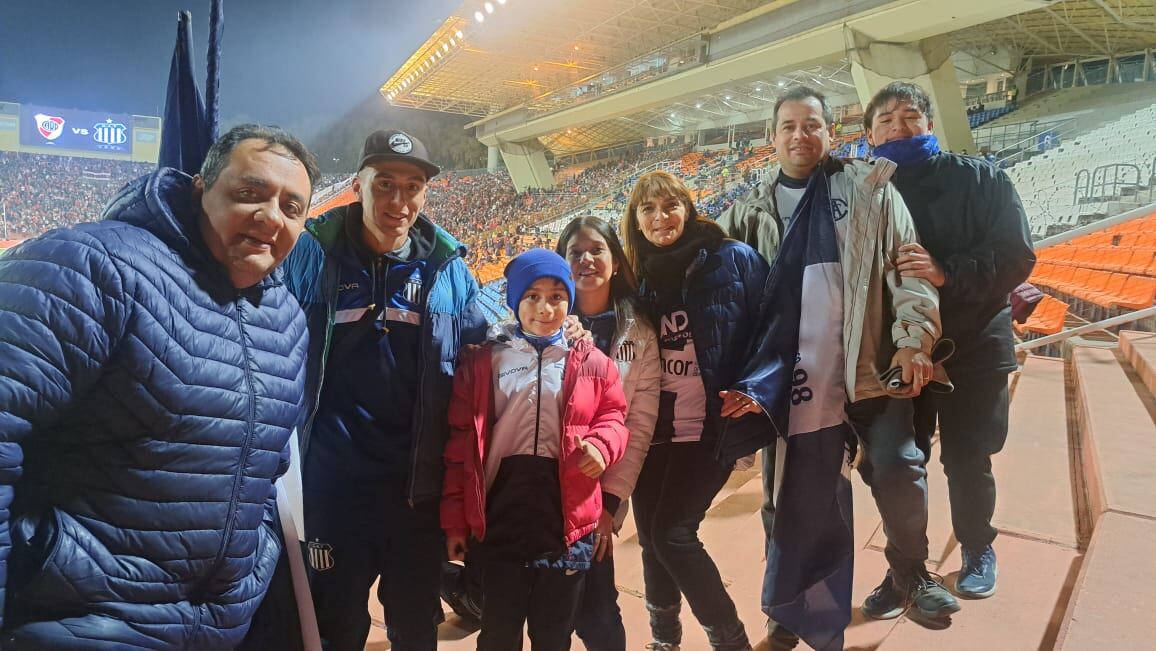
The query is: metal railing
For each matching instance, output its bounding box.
[964,90,1015,109]
[1034,200,1155,248]
[523,34,707,120]
[1074,163,1142,204]
[994,118,1080,167]
[1016,306,1156,351]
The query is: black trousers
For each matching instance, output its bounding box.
[573,551,626,651]
[632,441,740,632]
[477,561,585,651]
[304,489,444,651]
[913,373,1010,551]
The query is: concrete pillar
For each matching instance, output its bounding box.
[497,139,555,192]
[848,31,976,153]
[487,145,501,173]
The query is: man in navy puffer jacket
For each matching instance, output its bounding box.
[0,124,319,650]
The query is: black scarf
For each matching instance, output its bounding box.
[638,219,725,292]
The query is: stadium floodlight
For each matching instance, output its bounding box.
[695,102,702,108]
[777,80,786,87]
[475,11,484,22]
[443,43,450,52]
[484,2,494,14]
[498,0,506,4]
[456,30,464,38]
[724,95,732,100]
[449,38,456,46]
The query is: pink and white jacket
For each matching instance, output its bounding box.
[441,330,629,546]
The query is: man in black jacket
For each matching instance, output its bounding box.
[863,81,1036,601]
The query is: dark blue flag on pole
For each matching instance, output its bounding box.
[756,170,855,651]
[158,0,223,174]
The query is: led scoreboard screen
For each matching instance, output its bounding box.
[20,104,133,154]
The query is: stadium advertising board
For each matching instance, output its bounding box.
[20,105,133,154]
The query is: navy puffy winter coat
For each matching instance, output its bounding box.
[0,169,307,649]
[638,238,774,463]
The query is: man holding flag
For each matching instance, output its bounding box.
[719,86,946,650]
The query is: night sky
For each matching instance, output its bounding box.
[0,0,459,141]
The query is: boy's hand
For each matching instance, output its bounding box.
[576,441,607,478]
[446,534,468,561]
[897,243,945,287]
[563,315,593,344]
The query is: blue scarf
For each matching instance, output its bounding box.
[516,325,564,351]
[872,133,940,167]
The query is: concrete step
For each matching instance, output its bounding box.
[1056,511,1156,650]
[876,535,1081,651]
[992,355,1080,548]
[1070,345,1156,523]
[1119,329,1156,399]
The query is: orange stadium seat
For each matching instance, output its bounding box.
[1014,294,1068,336]
[1076,271,1128,304]
[1109,275,1156,310]
[1119,249,1156,275]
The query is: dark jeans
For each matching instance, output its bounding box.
[632,441,740,632]
[305,488,444,651]
[760,442,778,543]
[574,552,626,651]
[846,397,929,574]
[914,373,1010,550]
[477,561,585,651]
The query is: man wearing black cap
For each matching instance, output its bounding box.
[282,129,488,650]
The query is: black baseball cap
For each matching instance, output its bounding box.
[358,129,440,179]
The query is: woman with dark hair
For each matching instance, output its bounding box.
[622,171,772,651]
[555,215,661,651]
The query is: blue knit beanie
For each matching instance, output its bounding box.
[504,248,575,313]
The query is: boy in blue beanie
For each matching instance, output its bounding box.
[442,249,630,649]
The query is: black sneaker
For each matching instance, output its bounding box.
[440,562,482,623]
[861,570,907,620]
[767,621,800,650]
[907,570,961,619]
[862,568,961,621]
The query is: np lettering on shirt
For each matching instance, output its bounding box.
[656,308,706,444]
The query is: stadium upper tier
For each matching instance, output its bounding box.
[380,0,1155,159]
[1000,85,1156,237]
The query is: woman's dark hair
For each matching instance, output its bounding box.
[620,170,724,276]
[555,215,648,335]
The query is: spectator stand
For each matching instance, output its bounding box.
[1022,204,1156,355]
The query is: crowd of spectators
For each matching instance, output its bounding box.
[0,152,151,238]
[2,143,763,283]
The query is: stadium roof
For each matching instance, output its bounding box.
[950,0,1156,64]
[381,0,768,117]
[382,0,1156,156]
